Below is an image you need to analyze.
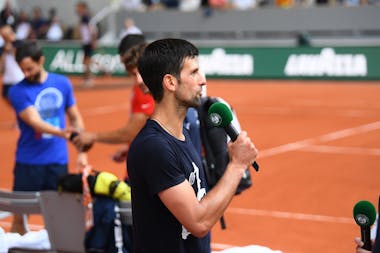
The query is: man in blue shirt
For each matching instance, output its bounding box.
[8,41,87,234]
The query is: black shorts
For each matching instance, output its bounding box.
[82,43,94,57]
[13,163,68,191]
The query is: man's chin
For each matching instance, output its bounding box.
[25,78,38,83]
[195,96,202,106]
[190,99,201,108]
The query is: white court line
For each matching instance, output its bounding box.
[300,145,380,156]
[258,140,314,158]
[226,208,352,224]
[259,120,380,158]
[318,121,380,142]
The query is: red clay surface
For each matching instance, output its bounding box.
[1,76,380,253]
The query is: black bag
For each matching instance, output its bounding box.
[197,97,252,195]
[57,172,132,253]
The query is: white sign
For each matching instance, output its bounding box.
[284,48,367,77]
[199,48,254,76]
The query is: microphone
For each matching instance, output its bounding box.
[208,101,259,172]
[353,200,377,251]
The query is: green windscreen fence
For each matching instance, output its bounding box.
[42,45,380,80]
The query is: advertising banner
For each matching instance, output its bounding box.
[42,45,380,80]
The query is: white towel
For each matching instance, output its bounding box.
[0,227,51,253]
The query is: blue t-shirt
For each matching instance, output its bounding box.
[127,119,211,253]
[8,73,75,165]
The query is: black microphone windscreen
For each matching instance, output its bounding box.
[208,102,233,128]
[353,200,377,226]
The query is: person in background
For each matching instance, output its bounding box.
[0,0,17,30]
[127,38,258,252]
[75,1,97,87]
[122,0,147,11]
[29,6,48,39]
[0,23,24,128]
[14,10,32,40]
[118,18,142,40]
[7,40,87,234]
[46,8,63,41]
[0,23,23,101]
[72,34,154,165]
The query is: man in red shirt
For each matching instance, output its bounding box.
[72,34,154,162]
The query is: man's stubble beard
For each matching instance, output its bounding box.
[26,71,41,83]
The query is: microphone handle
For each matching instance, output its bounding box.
[361,225,372,250]
[225,124,259,172]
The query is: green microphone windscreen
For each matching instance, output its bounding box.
[208,102,233,128]
[353,200,377,226]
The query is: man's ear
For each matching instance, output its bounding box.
[163,74,177,92]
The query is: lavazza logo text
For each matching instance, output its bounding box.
[284,48,367,77]
[199,48,254,76]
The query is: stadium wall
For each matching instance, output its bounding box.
[115,6,380,46]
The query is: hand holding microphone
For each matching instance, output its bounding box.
[208,101,259,172]
[353,200,377,251]
[355,237,372,253]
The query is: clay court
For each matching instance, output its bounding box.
[1,76,380,253]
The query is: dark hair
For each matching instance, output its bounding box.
[121,43,147,72]
[137,38,198,102]
[15,41,43,63]
[118,34,146,57]
[76,1,88,8]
